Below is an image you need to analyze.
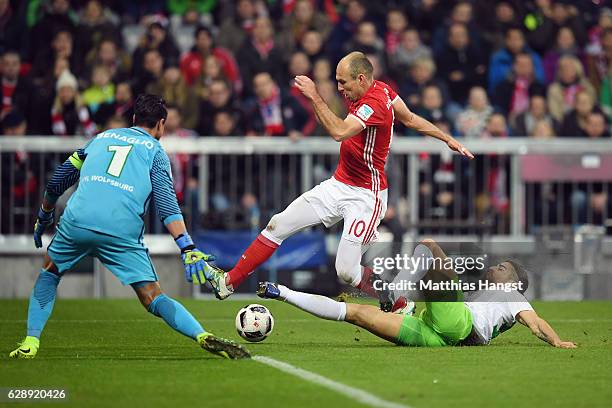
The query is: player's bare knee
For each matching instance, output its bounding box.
[134,282,162,309]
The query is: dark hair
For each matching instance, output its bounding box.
[133,94,167,128]
[505,259,529,294]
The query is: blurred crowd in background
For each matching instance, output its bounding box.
[1,0,612,235]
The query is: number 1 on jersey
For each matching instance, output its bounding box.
[107,145,133,177]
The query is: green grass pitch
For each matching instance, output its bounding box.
[1,298,611,407]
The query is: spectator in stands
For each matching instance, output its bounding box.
[197,78,245,136]
[1,51,33,124]
[147,64,198,129]
[367,53,398,93]
[217,0,259,54]
[478,1,521,53]
[119,0,165,24]
[587,28,612,94]
[543,27,582,85]
[400,57,449,110]
[513,94,557,137]
[344,21,384,62]
[530,119,556,139]
[413,85,447,132]
[244,71,308,137]
[31,29,83,81]
[584,111,610,138]
[132,48,164,96]
[75,0,119,60]
[526,0,587,56]
[104,115,128,130]
[94,81,134,129]
[299,30,325,62]
[198,54,226,99]
[548,55,596,122]
[0,0,28,57]
[488,27,545,93]
[29,0,76,61]
[586,7,612,56]
[313,58,333,83]
[132,19,180,80]
[29,57,71,135]
[279,0,331,55]
[559,90,604,137]
[384,8,408,57]
[600,67,612,119]
[0,108,26,135]
[180,25,241,92]
[167,0,216,28]
[326,0,367,63]
[82,65,115,119]
[482,113,510,138]
[435,22,486,105]
[431,1,482,56]
[455,86,493,138]
[164,105,197,204]
[51,70,96,136]
[84,39,132,84]
[212,110,240,136]
[387,28,432,79]
[492,53,546,121]
[287,52,316,138]
[237,17,285,96]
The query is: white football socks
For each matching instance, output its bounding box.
[278,285,347,321]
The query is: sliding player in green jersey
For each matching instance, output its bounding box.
[258,238,576,349]
[10,95,249,360]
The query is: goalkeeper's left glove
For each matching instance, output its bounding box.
[175,233,216,284]
[34,206,55,248]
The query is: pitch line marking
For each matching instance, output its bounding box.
[253,356,410,408]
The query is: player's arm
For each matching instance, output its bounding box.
[516,309,577,348]
[33,149,87,248]
[294,75,363,141]
[150,150,215,284]
[391,96,474,159]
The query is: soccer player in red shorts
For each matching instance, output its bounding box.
[207,52,474,305]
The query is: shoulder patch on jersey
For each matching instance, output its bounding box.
[356,104,374,121]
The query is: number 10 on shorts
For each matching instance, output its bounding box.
[348,219,366,238]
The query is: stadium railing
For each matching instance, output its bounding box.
[2,136,612,244]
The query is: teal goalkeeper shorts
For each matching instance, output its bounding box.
[47,218,158,285]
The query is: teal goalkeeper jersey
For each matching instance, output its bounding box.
[62,127,182,241]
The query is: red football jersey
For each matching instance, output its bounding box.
[334,80,398,192]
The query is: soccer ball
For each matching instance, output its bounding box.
[235,304,274,342]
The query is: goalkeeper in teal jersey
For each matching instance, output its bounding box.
[9,95,249,360]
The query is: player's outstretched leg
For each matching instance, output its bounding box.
[257,282,404,343]
[10,257,61,359]
[133,281,250,359]
[210,196,322,299]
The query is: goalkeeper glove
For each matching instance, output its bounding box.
[175,233,216,284]
[33,206,55,248]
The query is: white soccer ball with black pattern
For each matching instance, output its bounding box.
[235,304,274,342]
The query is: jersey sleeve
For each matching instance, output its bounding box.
[507,292,534,319]
[45,146,89,204]
[150,149,184,225]
[348,96,387,129]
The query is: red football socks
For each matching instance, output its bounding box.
[227,234,279,287]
